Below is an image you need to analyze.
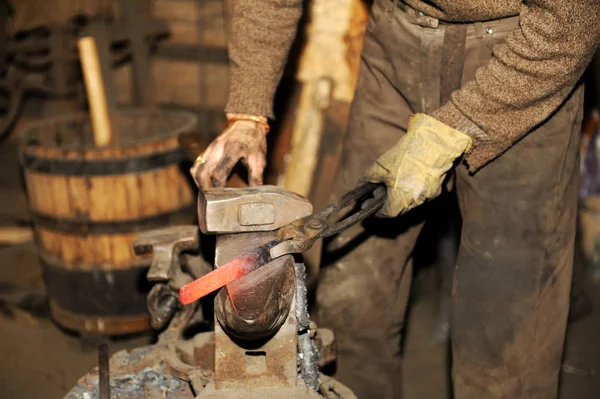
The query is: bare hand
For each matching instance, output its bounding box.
[191,119,267,188]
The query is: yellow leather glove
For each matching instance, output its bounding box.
[363,113,473,217]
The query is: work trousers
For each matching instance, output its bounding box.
[315,1,583,398]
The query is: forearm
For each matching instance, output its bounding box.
[432,0,600,171]
[225,0,303,118]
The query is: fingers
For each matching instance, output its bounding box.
[205,140,247,188]
[211,150,241,187]
[193,124,238,188]
[247,150,266,187]
[190,163,201,187]
[190,145,214,187]
[197,140,225,189]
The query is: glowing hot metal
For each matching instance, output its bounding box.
[179,240,280,305]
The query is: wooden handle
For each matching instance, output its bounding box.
[77,36,112,147]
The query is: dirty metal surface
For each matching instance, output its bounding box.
[214,253,296,340]
[205,187,324,395]
[212,309,299,390]
[213,231,298,390]
[134,225,199,329]
[66,345,196,399]
[69,192,356,399]
[146,283,180,330]
[67,255,355,398]
[295,262,320,391]
[66,329,355,399]
[198,380,322,399]
[67,298,210,398]
[212,229,298,338]
[209,228,339,398]
[134,225,199,282]
[198,186,313,234]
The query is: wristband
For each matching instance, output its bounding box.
[226,114,270,134]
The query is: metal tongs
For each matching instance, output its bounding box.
[269,183,386,258]
[179,183,386,305]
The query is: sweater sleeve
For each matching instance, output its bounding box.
[225,0,303,119]
[432,0,600,171]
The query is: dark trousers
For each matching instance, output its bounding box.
[316,1,583,398]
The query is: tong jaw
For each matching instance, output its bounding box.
[270,216,328,259]
[270,183,386,259]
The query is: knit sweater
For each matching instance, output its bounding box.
[226,0,600,171]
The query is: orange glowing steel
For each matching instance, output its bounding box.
[179,240,279,305]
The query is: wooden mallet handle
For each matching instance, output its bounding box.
[77,36,112,147]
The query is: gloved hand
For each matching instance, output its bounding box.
[191,114,268,188]
[363,113,472,217]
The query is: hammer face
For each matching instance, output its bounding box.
[198,185,313,234]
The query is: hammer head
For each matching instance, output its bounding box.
[134,225,199,281]
[198,185,313,234]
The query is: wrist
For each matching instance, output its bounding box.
[410,113,473,156]
[225,113,270,134]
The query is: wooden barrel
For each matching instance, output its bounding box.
[18,108,197,335]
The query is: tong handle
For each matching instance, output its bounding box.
[270,183,386,258]
[320,183,385,238]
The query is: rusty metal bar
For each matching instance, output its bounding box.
[98,340,110,399]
